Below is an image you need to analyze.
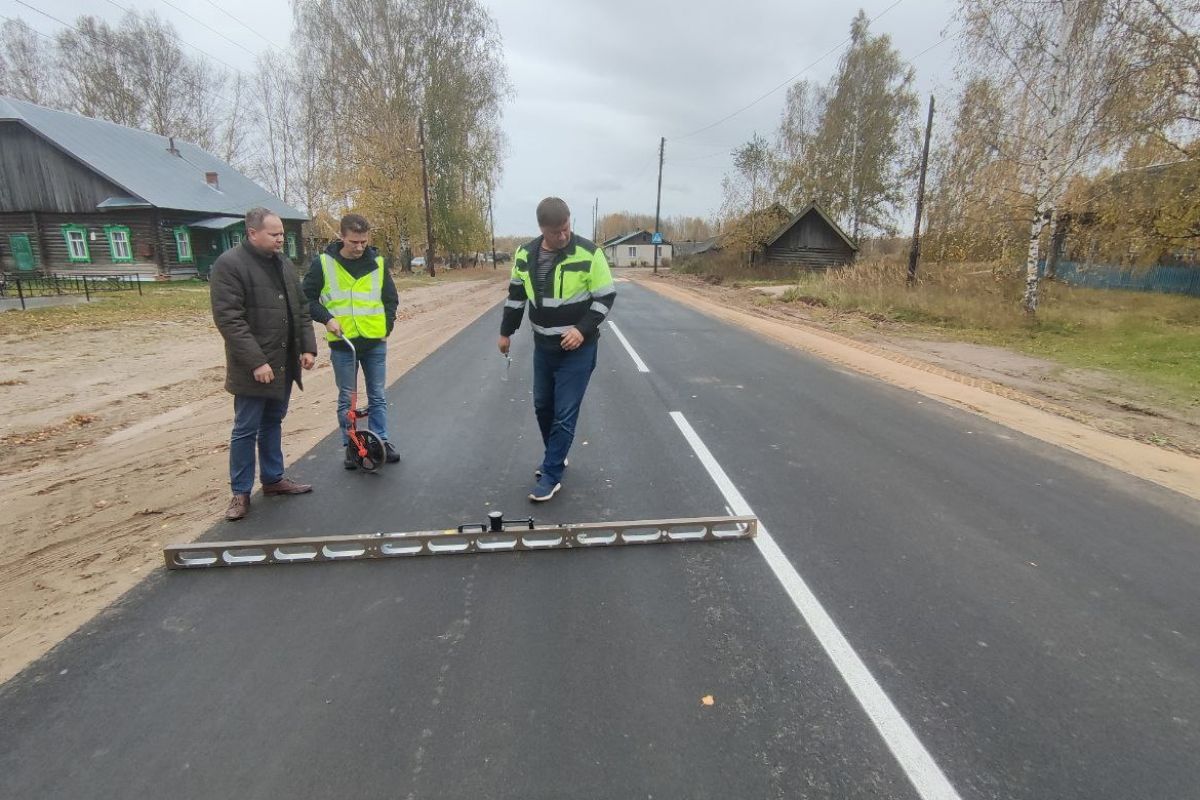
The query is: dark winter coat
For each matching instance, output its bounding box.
[210,241,318,399]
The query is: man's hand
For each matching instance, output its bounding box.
[325,318,343,337]
[253,364,274,383]
[560,327,583,351]
[300,353,315,370]
[498,335,511,355]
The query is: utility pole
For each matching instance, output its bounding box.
[488,187,497,270]
[653,136,664,274]
[907,94,935,286]
[592,197,598,242]
[418,115,435,278]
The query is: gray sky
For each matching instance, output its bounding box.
[8,0,960,235]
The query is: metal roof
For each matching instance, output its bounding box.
[189,215,244,230]
[0,96,306,220]
[603,230,672,248]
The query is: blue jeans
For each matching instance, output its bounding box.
[533,339,597,484]
[330,342,389,446]
[229,389,291,494]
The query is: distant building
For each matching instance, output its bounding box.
[602,230,673,267]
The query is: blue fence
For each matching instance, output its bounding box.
[1039,260,1200,297]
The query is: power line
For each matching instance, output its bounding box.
[103,0,244,74]
[672,0,907,140]
[198,0,287,52]
[155,0,258,56]
[909,29,962,63]
[667,20,961,170]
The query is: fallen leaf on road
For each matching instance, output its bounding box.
[701,695,714,706]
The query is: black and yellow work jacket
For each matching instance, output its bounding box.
[500,234,616,346]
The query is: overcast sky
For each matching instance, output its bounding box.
[7,0,960,235]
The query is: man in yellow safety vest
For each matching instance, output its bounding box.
[303,213,400,469]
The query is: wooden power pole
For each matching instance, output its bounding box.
[418,116,435,278]
[653,136,664,274]
[908,94,935,286]
[488,187,497,270]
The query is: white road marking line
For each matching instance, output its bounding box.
[670,411,963,800]
[607,321,650,373]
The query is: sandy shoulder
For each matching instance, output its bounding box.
[0,277,504,684]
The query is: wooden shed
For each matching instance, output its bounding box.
[762,203,857,269]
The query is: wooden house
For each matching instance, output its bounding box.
[0,96,307,279]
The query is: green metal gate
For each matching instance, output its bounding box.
[8,234,36,271]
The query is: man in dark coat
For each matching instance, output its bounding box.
[210,207,318,521]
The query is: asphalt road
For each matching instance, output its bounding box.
[2,279,1198,800]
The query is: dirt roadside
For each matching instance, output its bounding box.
[630,272,1200,502]
[0,277,504,684]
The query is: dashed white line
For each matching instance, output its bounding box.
[607,321,650,373]
[670,411,963,800]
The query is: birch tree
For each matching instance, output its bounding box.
[720,133,776,255]
[773,11,917,239]
[926,77,1031,263]
[959,0,1148,312]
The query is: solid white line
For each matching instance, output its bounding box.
[670,411,963,800]
[607,321,650,373]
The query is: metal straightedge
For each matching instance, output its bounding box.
[163,514,757,570]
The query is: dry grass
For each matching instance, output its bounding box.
[0,281,213,336]
[0,268,503,337]
[779,259,1200,402]
[674,251,800,285]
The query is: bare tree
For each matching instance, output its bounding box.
[0,18,61,106]
[53,11,232,152]
[292,0,510,256]
[55,16,141,128]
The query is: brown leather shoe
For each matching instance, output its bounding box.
[262,477,313,496]
[225,494,250,521]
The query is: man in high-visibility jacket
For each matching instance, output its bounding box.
[304,213,400,469]
[499,197,616,501]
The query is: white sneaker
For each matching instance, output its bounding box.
[528,479,561,502]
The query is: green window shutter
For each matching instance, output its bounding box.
[104,225,133,263]
[60,224,91,263]
[173,226,194,263]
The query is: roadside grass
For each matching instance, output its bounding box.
[781,259,1200,403]
[674,253,1199,404]
[0,267,504,336]
[0,280,212,335]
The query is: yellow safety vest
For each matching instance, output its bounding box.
[318,253,387,341]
